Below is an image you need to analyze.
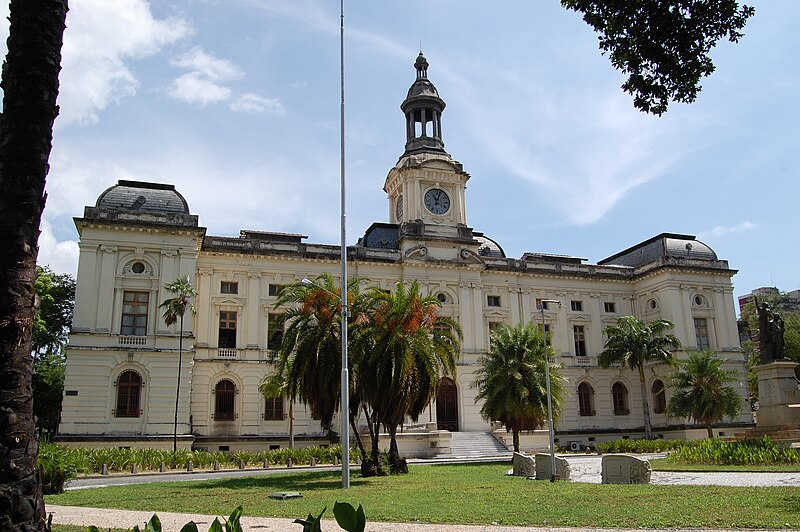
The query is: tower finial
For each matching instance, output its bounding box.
[414,51,428,79]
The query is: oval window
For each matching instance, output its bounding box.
[131,262,145,274]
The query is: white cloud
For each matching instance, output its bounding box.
[702,221,757,238]
[37,219,79,276]
[230,93,285,114]
[55,0,190,126]
[170,46,243,82]
[170,72,232,105]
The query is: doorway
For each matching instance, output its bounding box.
[436,377,459,431]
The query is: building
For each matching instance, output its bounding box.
[58,54,752,452]
[737,287,800,344]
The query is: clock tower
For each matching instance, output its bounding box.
[384,53,478,261]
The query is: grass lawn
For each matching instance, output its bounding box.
[46,463,800,529]
[650,458,800,472]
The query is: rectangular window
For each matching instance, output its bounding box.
[268,284,285,297]
[570,300,583,312]
[121,291,149,336]
[264,397,285,421]
[694,318,710,350]
[221,281,238,294]
[604,302,616,313]
[218,311,237,348]
[573,325,587,356]
[488,321,502,347]
[487,295,501,307]
[268,313,284,350]
[536,298,549,311]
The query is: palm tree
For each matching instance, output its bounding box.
[259,370,294,448]
[599,316,680,439]
[159,276,197,452]
[473,323,565,453]
[273,274,349,432]
[666,350,743,438]
[0,0,68,527]
[360,281,461,473]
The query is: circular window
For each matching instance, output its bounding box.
[694,295,706,306]
[647,299,658,310]
[437,292,448,303]
[131,262,146,274]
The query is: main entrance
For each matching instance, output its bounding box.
[436,377,459,431]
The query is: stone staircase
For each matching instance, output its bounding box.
[437,431,512,459]
[729,424,800,446]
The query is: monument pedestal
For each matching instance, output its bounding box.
[756,360,800,428]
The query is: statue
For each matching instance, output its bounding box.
[756,298,786,363]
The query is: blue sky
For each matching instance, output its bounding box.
[2,0,797,306]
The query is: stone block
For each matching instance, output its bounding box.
[511,452,536,477]
[601,455,651,484]
[534,453,571,480]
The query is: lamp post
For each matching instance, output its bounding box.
[539,299,561,482]
[339,0,350,489]
[301,277,349,488]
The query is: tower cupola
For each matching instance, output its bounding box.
[400,52,447,156]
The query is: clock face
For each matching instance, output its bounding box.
[395,195,403,220]
[424,188,450,215]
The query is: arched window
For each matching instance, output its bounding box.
[116,370,142,418]
[214,379,236,421]
[612,382,630,415]
[652,379,666,414]
[578,382,595,416]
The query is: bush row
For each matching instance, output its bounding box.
[38,443,362,494]
[594,438,693,454]
[667,436,800,465]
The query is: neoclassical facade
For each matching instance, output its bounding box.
[59,54,753,452]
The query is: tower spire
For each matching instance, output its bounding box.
[400,52,447,157]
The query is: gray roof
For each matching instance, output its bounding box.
[599,233,717,268]
[95,180,190,214]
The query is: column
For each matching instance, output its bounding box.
[96,244,117,333]
[247,272,261,350]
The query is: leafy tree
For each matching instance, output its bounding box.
[599,316,680,439]
[30,266,74,437]
[273,274,348,433]
[32,266,75,359]
[562,0,755,115]
[741,340,759,403]
[473,323,564,453]
[359,281,461,474]
[0,0,68,528]
[666,350,744,438]
[159,275,197,453]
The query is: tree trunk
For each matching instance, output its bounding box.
[173,317,183,452]
[706,422,714,439]
[387,425,408,474]
[638,365,653,439]
[289,403,294,449]
[512,428,520,453]
[0,0,68,529]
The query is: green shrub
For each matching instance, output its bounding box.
[595,438,692,454]
[38,442,86,494]
[668,436,800,465]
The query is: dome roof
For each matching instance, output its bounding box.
[95,180,190,214]
[664,236,717,261]
[475,235,506,258]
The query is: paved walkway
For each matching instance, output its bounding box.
[49,455,800,531]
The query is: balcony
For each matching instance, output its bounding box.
[575,356,592,367]
[216,348,238,359]
[118,335,147,347]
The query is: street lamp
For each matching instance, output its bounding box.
[539,299,561,482]
[301,277,349,488]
